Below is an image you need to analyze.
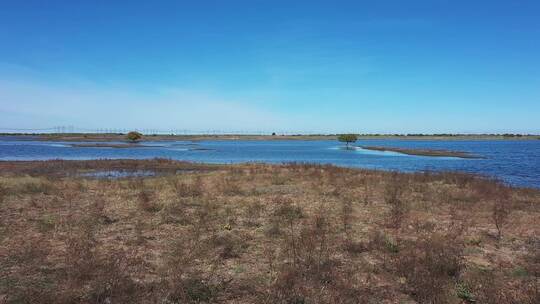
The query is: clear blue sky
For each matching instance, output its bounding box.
[1,0,539,134]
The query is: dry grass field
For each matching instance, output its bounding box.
[0,159,539,303]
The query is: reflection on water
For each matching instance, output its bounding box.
[78,170,156,179]
[1,138,539,188]
[76,168,199,179]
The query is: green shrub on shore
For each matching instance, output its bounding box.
[126,131,142,142]
[337,133,358,147]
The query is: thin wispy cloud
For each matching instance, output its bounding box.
[0,68,289,132]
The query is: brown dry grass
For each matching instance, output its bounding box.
[0,160,539,303]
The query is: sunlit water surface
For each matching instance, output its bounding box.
[1,137,539,188]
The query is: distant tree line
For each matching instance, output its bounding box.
[349,133,536,137]
[0,132,538,138]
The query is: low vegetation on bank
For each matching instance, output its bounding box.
[0,159,538,303]
[361,146,484,159]
[2,133,539,142]
[70,143,151,148]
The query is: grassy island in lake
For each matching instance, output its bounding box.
[361,146,484,159]
[71,143,152,148]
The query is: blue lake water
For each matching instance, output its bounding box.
[1,137,539,188]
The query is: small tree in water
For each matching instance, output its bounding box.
[126,131,143,142]
[338,134,358,148]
